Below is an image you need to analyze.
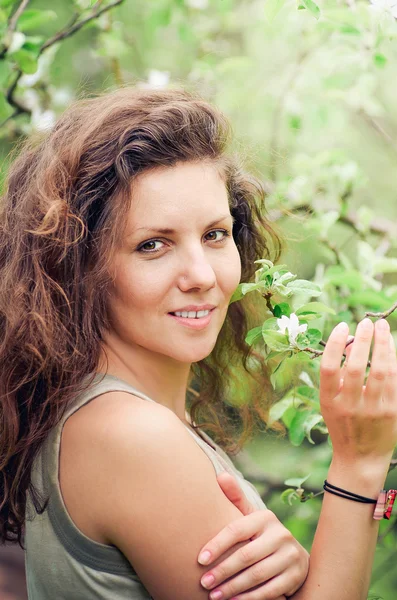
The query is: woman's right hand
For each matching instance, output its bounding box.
[320,317,397,471]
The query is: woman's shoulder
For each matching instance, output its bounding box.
[60,390,189,543]
[63,390,248,600]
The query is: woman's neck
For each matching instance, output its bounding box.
[96,335,192,422]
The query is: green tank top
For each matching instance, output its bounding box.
[25,372,266,599]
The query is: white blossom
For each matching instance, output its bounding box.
[276,313,307,345]
[8,32,26,54]
[147,70,170,89]
[31,109,56,132]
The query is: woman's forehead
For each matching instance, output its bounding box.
[127,162,230,228]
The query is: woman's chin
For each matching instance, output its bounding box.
[169,342,216,364]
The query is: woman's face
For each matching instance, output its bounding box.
[106,160,242,364]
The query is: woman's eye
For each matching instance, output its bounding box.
[137,229,229,254]
[137,239,164,253]
[205,229,229,242]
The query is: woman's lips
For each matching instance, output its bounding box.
[168,308,215,330]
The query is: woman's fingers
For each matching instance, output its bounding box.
[363,319,390,405]
[341,318,374,405]
[201,533,279,594]
[198,511,268,567]
[384,333,397,405]
[320,322,350,402]
[204,553,293,600]
[339,335,354,386]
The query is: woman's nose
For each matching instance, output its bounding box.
[178,252,216,292]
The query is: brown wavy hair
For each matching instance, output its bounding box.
[0,86,283,547]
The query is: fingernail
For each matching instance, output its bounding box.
[210,591,223,600]
[201,574,215,589]
[377,318,389,331]
[198,550,211,565]
[335,322,348,333]
[361,318,372,329]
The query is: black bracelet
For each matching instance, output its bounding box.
[323,480,377,504]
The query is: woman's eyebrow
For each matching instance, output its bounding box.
[131,214,234,236]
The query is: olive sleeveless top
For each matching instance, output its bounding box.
[25,373,266,599]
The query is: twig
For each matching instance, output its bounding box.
[40,0,125,52]
[0,0,31,58]
[268,202,397,240]
[2,0,126,127]
[366,301,397,319]
[6,69,28,117]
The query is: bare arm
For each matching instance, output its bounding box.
[290,317,397,599]
[291,461,385,599]
[73,392,254,600]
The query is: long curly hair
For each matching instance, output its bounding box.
[0,86,283,547]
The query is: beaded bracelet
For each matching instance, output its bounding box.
[323,480,397,520]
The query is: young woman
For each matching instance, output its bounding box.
[0,87,396,600]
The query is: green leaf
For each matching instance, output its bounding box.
[294,312,322,321]
[17,9,57,32]
[284,474,311,488]
[268,396,296,424]
[305,328,322,346]
[245,326,262,346]
[296,302,336,316]
[289,114,302,130]
[0,92,12,121]
[256,264,288,282]
[294,385,320,405]
[0,0,15,8]
[274,302,291,318]
[262,317,281,331]
[294,332,310,350]
[11,48,38,73]
[374,53,387,69]
[286,279,322,297]
[229,285,244,304]
[0,59,11,87]
[262,329,291,351]
[289,409,314,446]
[281,488,300,505]
[303,413,325,443]
[241,281,267,295]
[301,0,320,19]
[254,258,274,268]
[339,24,361,35]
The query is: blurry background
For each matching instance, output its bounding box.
[1,0,397,598]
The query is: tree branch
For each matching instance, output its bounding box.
[268,202,397,240]
[40,0,125,52]
[1,0,126,128]
[0,0,31,59]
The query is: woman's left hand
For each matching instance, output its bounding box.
[197,473,309,600]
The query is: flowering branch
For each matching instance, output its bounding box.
[1,0,126,127]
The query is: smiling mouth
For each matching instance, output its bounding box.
[169,309,212,319]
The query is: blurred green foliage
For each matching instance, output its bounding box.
[1,0,397,597]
